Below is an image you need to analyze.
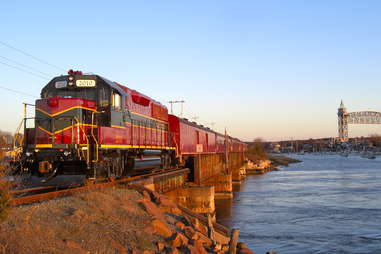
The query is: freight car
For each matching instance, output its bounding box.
[18,70,247,180]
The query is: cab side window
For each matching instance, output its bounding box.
[99,88,110,108]
[112,91,122,111]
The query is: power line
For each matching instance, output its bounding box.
[0,40,66,72]
[168,100,185,116]
[0,84,38,98]
[0,55,53,78]
[0,60,49,80]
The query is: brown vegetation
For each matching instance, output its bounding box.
[369,134,381,147]
[0,135,10,222]
[247,138,268,162]
[0,175,10,222]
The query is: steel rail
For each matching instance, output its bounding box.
[11,186,58,195]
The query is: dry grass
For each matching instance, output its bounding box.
[0,187,160,254]
[0,153,10,222]
[247,144,268,162]
[0,180,10,222]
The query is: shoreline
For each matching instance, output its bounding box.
[268,154,302,167]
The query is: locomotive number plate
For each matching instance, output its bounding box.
[76,80,96,87]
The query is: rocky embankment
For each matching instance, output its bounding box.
[0,185,254,254]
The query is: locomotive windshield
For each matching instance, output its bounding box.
[42,88,97,101]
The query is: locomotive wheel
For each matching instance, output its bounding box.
[161,154,171,170]
[107,156,124,180]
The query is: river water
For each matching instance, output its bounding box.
[216,154,381,254]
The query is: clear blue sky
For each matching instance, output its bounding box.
[1,0,381,141]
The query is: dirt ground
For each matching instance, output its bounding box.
[0,187,160,254]
[0,184,255,254]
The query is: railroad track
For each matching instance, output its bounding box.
[11,168,185,206]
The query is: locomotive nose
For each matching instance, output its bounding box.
[48,97,59,107]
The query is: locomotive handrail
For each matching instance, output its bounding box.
[13,118,25,161]
[73,116,90,163]
[90,111,99,162]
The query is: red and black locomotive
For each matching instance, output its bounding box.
[20,70,247,180]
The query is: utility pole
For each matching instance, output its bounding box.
[225,128,229,174]
[168,100,185,116]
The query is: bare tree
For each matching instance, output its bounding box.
[369,134,381,147]
[247,137,267,161]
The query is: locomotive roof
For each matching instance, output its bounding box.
[115,82,166,108]
[42,75,126,96]
[44,74,167,109]
[99,76,127,96]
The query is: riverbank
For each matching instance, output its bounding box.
[0,184,254,254]
[245,154,301,175]
[267,154,302,167]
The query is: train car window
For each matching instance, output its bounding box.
[112,91,122,110]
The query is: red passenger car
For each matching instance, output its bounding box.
[168,115,216,155]
[168,114,247,158]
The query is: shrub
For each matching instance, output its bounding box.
[247,138,268,162]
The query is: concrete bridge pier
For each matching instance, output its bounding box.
[205,173,233,199]
[163,152,246,219]
[136,168,190,193]
[229,152,247,185]
[194,154,234,199]
[165,185,216,220]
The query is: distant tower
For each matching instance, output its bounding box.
[338,100,348,142]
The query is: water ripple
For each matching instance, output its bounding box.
[216,154,381,254]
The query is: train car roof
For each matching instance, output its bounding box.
[179,117,216,134]
[178,117,245,144]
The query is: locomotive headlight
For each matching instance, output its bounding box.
[68,81,74,86]
[63,151,71,156]
[25,152,32,157]
[68,76,74,81]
